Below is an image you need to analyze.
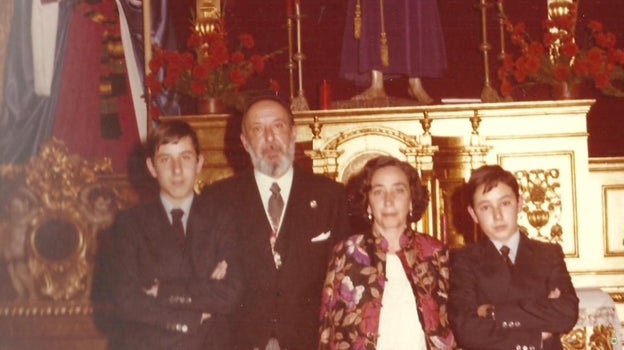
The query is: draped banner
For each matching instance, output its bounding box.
[0,0,72,165]
[0,0,178,172]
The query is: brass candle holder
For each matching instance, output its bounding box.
[290,0,310,111]
[476,0,501,102]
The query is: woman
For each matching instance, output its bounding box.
[318,156,455,349]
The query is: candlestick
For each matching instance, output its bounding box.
[143,0,153,129]
[286,3,295,101]
[290,0,309,111]
[477,0,501,102]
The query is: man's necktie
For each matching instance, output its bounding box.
[268,182,284,268]
[171,208,185,247]
[268,183,284,231]
[500,245,514,269]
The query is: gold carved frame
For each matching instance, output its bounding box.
[0,139,136,310]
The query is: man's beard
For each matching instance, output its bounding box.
[248,140,295,177]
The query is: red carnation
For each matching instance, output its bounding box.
[596,32,616,49]
[238,33,255,49]
[149,105,161,121]
[562,42,579,58]
[148,55,165,72]
[251,54,265,73]
[269,79,280,93]
[187,33,202,49]
[500,78,513,97]
[552,64,571,82]
[164,66,183,88]
[190,80,207,96]
[573,60,590,77]
[192,64,211,80]
[146,74,162,95]
[231,51,245,64]
[594,73,610,89]
[588,20,604,33]
[230,69,247,87]
[180,53,195,70]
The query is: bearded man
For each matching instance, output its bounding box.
[205,96,351,350]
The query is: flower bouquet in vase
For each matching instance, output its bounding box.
[498,2,624,100]
[147,19,282,117]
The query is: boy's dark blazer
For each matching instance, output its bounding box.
[449,232,579,350]
[208,166,351,350]
[113,193,243,350]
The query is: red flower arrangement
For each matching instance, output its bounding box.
[498,4,624,99]
[146,19,281,116]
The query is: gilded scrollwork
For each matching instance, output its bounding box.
[515,168,564,243]
[0,138,128,306]
[323,126,421,150]
[306,126,421,182]
[561,328,587,350]
[588,324,616,350]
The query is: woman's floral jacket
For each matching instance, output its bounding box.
[318,228,456,350]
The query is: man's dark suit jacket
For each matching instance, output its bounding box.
[208,167,351,350]
[449,232,579,350]
[113,193,243,350]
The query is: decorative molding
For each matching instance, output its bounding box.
[589,157,624,172]
[498,151,579,257]
[0,302,111,317]
[602,185,624,257]
[322,126,420,151]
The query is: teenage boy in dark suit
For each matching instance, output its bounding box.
[449,164,579,350]
[113,121,242,350]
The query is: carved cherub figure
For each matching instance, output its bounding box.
[80,186,117,233]
[1,188,39,301]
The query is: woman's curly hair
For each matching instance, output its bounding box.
[346,155,429,225]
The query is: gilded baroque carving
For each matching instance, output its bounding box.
[561,328,587,350]
[589,324,616,350]
[608,292,624,303]
[515,168,564,242]
[306,125,426,182]
[324,126,421,150]
[574,304,621,350]
[0,139,125,305]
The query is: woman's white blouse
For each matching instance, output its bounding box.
[377,253,427,349]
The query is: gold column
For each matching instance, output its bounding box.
[404,111,439,238]
[432,136,491,248]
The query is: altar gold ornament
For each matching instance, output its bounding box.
[195,0,221,35]
[515,168,563,242]
[0,139,131,303]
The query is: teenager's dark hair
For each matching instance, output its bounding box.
[145,120,200,159]
[347,155,429,224]
[465,164,519,207]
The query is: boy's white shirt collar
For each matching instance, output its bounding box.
[161,194,194,231]
[489,230,520,263]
